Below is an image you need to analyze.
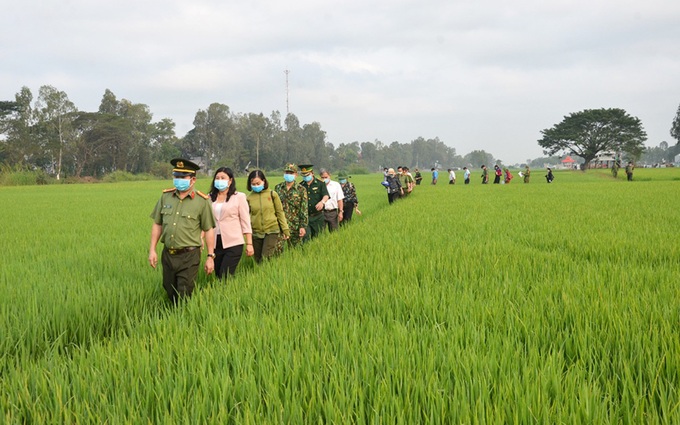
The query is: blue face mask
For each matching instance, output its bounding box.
[303,175,313,182]
[251,184,264,193]
[214,180,229,191]
[339,179,347,184]
[283,174,296,183]
[173,178,191,192]
[323,178,330,184]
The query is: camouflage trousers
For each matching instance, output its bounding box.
[274,229,304,254]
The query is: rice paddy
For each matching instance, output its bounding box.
[1,168,679,423]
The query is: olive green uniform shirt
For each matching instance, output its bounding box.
[150,189,216,249]
[301,177,330,216]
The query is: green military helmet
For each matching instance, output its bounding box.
[284,163,298,173]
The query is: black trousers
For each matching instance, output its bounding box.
[215,235,244,279]
[341,201,354,225]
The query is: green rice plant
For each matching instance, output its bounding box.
[1,170,679,423]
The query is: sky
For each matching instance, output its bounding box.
[2,0,679,164]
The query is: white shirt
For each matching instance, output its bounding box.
[449,170,456,180]
[324,180,344,210]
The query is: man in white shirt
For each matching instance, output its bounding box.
[448,168,456,184]
[319,169,344,232]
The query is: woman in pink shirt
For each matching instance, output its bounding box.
[208,167,254,278]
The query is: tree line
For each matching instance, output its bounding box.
[0,86,499,180]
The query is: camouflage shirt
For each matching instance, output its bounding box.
[274,180,309,231]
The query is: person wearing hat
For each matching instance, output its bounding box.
[274,163,308,250]
[149,158,216,304]
[338,171,360,225]
[299,164,329,240]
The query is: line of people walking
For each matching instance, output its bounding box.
[382,166,415,204]
[149,158,360,303]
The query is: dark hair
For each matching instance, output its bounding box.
[246,169,268,191]
[209,167,237,202]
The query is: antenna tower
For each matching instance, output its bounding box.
[284,69,290,115]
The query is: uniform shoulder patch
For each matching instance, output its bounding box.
[163,188,175,193]
[196,190,210,199]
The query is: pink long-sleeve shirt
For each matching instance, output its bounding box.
[212,191,252,249]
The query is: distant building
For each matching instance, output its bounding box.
[559,156,577,170]
[590,151,618,169]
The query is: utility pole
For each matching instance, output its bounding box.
[284,69,290,115]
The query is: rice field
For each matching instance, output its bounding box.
[1,168,679,424]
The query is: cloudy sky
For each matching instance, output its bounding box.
[2,0,679,163]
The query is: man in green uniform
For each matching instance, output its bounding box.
[625,161,634,181]
[149,158,216,304]
[523,165,531,183]
[274,163,309,251]
[299,164,329,241]
[402,167,414,196]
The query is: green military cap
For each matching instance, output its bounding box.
[171,158,200,176]
[284,163,298,173]
[337,171,349,179]
[298,164,314,175]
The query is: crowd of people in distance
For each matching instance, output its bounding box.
[149,159,361,304]
[611,160,636,181]
[381,166,415,204]
[378,163,562,207]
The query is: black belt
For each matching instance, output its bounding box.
[166,246,199,255]
[325,208,337,212]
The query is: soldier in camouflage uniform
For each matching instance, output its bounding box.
[274,163,309,252]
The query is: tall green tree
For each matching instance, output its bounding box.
[1,87,35,166]
[151,118,180,162]
[117,99,153,173]
[35,85,77,179]
[538,108,647,168]
[238,112,270,170]
[70,112,134,177]
[190,103,239,173]
[463,150,495,168]
[284,113,304,163]
[671,103,680,145]
[98,89,120,115]
[302,122,328,168]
